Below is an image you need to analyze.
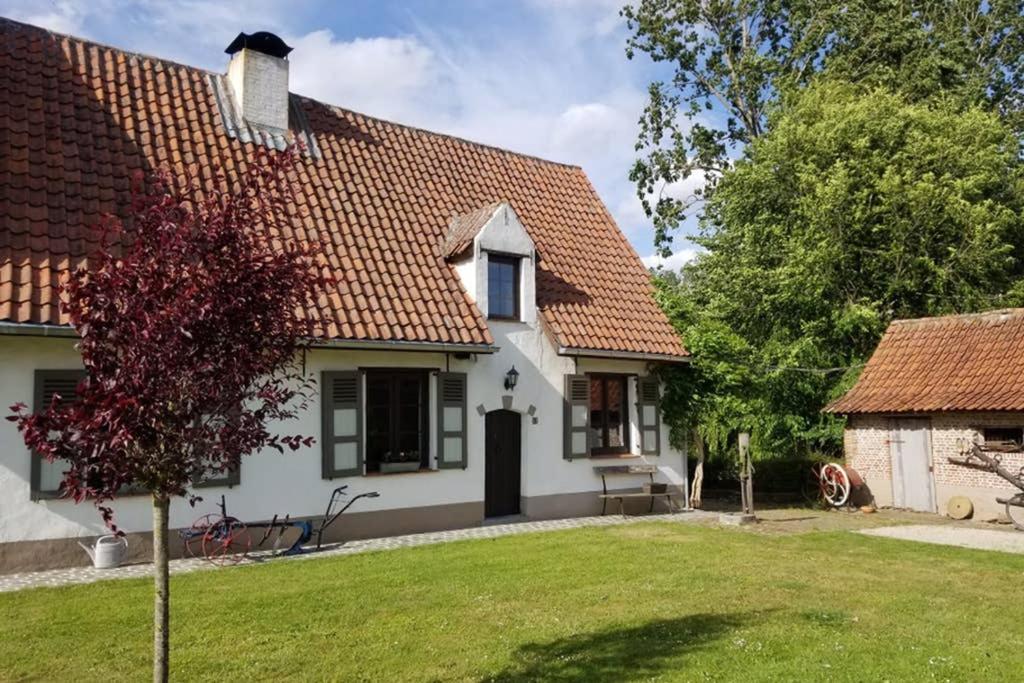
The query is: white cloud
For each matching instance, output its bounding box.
[526,0,627,38]
[287,30,437,121]
[1,0,91,34]
[641,249,700,272]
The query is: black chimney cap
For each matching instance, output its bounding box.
[224,31,293,59]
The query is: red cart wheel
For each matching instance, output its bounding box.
[202,517,251,566]
[184,513,220,559]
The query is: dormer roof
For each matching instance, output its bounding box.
[442,202,504,261]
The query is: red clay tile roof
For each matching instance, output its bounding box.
[0,18,687,358]
[826,308,1024,414]
[441,202,503,260]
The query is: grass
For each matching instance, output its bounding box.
[2,519,1024,681]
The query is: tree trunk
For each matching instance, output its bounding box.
[153,494,170,683]
[690,430,705,509]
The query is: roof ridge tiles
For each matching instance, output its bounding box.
[891,308,1024,327]
[0,16,221,78]
[298,96,584,172]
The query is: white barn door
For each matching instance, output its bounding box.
[889,418,936,512]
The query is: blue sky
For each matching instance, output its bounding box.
[1,0,700,269]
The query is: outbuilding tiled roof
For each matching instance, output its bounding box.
[826,309,1024,414]
[0,18,687,358]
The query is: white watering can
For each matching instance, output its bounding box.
[78,535,128,569]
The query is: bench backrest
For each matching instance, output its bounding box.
[593,465,658,475]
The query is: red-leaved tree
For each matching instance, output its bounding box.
[8,147,329,682]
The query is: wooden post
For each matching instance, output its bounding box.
[738,432,753,516]
[690,429,705,509]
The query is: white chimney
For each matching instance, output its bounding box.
[224,31,293,132]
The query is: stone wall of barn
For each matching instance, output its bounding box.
[845,412,1024,521]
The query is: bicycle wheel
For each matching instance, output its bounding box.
[202,517,251,566]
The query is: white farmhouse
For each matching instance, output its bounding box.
[0,23,689,572]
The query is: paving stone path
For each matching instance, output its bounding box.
[0,510,717,593]
[860,524,1024,554]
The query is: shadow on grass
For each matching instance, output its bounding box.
[482,611,766,682]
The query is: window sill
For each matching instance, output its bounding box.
[590,453,640,460]
[32,487,151,502]
[363,467,438,477]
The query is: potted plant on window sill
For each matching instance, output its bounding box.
[380,450,421,474]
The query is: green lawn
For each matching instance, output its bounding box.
[2,521,1023,681]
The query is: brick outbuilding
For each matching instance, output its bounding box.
[827,309,1024,520]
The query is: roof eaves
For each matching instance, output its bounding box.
[0,322,77,338]
[0,322,499,354]
[558,345,690,364]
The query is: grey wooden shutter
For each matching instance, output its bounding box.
[563,374,590,460]
[322,371,363,478]
[31,369,87,500]
[637,376,661,456]
[437,372,468,469]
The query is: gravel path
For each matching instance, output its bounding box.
[860,524,1024,554]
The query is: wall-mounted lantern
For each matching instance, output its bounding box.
[504,365,520,391]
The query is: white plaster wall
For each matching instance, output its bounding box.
[0,338,488,543]
[453,256,476,304]
[1,322,687,543]
[472,322,687,500]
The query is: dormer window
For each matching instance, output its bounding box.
[488,254,520,320]
[444,203,536,324]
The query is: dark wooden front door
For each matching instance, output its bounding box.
[485,410,521,517]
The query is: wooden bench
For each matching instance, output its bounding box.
[593,465,681,515]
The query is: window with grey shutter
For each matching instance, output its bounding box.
[322,371,363,478]
[437,372,468,469]
[563,374,590,459]
[30,369,87,500]
[193,445,241,489]
[191,410,243,489]
[194,465,241,489]
[637,376,661,455]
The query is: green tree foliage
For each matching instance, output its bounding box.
[624,0,1024,253]
[657,82,1024,459]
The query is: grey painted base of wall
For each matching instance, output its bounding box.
[522,488,680,519]
[1,529,163,575]
[1,501,485,574]
[934,483,1014,522]
[861,475,1013,522]
[1,489,674,574]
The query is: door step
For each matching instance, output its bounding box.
[481,514,528,527]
